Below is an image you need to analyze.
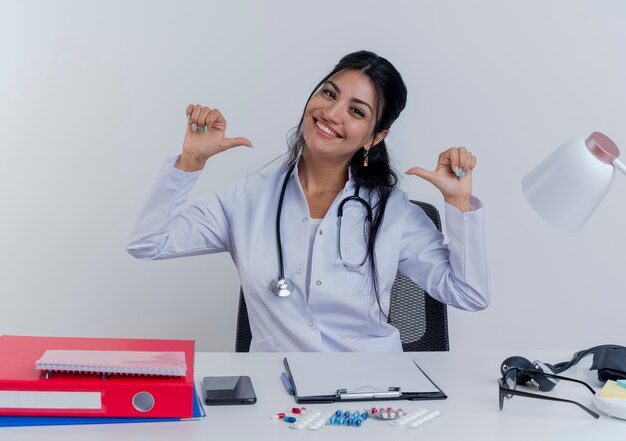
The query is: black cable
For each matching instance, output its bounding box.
[553,344,626,374]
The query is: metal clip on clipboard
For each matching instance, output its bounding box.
[336,387,402,400]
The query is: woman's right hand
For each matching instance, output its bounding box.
[175,104,252,172]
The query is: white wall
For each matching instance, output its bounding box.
[1,0,625,351]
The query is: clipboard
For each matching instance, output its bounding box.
[283,353,446,403]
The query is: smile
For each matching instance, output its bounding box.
[314,118,341,138]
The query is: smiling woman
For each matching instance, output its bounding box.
[302,70,387,161]
[299,70,389,219]
[126,50,490,352]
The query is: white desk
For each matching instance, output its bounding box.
[1,350,624,440]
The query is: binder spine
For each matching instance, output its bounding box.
[0,381,193,418]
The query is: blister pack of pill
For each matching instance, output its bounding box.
[289,410,330,430]
[389,409,440,428]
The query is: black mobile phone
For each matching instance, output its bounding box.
[203,375,257,405]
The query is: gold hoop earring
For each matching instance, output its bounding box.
[363,149,369,167]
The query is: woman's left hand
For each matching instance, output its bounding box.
[405,147,476,212]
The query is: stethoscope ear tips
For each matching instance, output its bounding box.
[271,278,294,297]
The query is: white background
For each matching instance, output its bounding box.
[1,0,625,352]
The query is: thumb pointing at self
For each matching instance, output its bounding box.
[221,136,253,150]
[405,166,437,184]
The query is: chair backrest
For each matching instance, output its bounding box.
[388,201,449,351]
[235,200,449,352]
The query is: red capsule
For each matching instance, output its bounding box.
[292,407,301,414]
[271,412,286,421]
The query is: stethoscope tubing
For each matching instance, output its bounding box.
[271,164,372,297]
[275,165,294,280]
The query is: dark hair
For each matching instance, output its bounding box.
[284,50,408,317]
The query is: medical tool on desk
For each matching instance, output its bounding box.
[501,345,626,391]
[499,346,626,419]
[271,165,372,297]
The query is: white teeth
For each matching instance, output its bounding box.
[315,120,338,137]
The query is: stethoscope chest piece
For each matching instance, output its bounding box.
[270,277,294,297]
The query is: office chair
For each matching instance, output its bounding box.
[235,201,449,352]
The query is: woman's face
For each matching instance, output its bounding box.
[302,69,387,163]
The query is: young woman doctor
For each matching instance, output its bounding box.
[127,51,490,352]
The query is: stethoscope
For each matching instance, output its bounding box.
[270,165,372,297]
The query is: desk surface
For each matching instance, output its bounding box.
[1,350,624,440]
